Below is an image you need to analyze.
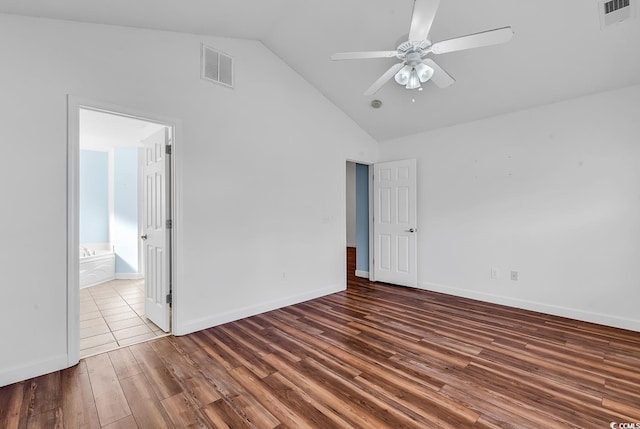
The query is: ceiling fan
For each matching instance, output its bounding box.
[331,0,513,95]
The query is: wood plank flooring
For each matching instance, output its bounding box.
[2,248,640,427]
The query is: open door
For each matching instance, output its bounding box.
[141,127,171,332]
[373,159,418,287]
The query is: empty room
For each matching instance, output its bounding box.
[0,0,639,427]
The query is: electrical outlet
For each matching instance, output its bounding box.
[510,271,518,281]
[491,268,499,279]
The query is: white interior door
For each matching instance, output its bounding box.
[142,127,171,332]
[373,159,418,287]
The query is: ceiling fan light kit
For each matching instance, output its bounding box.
[394,62,435,89]
[331,0,513,95]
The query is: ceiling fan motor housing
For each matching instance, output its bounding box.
[405,51,425,66]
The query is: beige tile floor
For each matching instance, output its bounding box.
[79,279,167,358]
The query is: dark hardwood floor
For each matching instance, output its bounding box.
[2,248,640,428]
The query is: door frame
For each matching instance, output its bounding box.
[67,95,182,366]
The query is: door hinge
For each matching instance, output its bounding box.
[166,293,172,304]
[166,219,172,229]
[165,145,172,155]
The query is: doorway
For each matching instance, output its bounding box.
[68,98,177,364]
[346,161,371,281]
[347,159,419,288]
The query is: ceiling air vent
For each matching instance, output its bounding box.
[201,44,234,88]
[599,0,635,28]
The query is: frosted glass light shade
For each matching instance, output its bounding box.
[415,62,434,83]
[394,65,412,85]
[406,69,421,89]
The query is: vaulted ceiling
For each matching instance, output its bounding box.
[1,0,639,141]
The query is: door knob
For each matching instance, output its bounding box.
[140,234,148,240]
[406,228,417,233]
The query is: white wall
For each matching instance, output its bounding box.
[379,84,640,332]
[0,13,377,386]
[346,162,356,247]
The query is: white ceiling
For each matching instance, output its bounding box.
[80,109,165,151]
[0,0,299,40]
[2,0,639,141]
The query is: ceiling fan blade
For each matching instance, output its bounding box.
[331,51,399,61]
[423,58,455,88]
[408,0,441,42]
[364,63,405,96]
[431,26,513,55]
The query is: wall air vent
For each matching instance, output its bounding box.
[201,44,234,88]
[605,0,630,13]
[599,0,635,29]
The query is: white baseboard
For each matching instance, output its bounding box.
[0,354,68,388]
[80,275,116,289]
[355,270,369,278]
[419,281,640,333]
[176,284,345,336]
[115,273,144,280]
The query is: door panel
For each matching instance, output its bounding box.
[379,234,392,270]
[142,127,170,332]
[397,236,410,273]
[373,159,417,287]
